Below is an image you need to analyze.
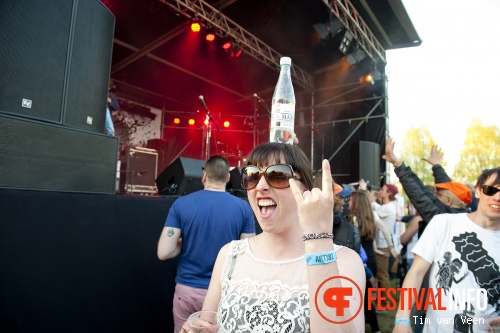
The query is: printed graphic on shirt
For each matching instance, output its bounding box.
[435,251,469,296]
[427,231,500,332]
[452,232,500,314]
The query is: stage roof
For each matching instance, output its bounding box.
[102,0,421,179]
[104,0,420,111]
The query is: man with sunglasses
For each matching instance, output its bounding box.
[157,155,255,333]
[393,167,500,333]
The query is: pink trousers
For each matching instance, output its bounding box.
[172,283,208,333]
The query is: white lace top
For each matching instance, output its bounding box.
[217,238,341,333]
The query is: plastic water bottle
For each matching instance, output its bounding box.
[270,57,296,144]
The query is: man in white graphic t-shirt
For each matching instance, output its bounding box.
[393,167,500,333]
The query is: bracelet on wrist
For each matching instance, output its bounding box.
[301,232,334,241]
[305,251,337,266]
[394,318,411,326]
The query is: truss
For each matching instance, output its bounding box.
[158,0,314,90]
[322,0,386,64]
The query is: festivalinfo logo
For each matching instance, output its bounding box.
[367,287,489,312]
[314,276,489,326]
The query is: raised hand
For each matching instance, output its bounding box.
[382,136,402,167]
[358,178,368,191]
[289,159,333,235]
[422,145,443,166]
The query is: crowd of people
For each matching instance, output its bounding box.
[156,139,500,333]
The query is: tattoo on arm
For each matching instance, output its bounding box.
[167,228,175,237]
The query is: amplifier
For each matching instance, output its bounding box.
[119,147,158,194]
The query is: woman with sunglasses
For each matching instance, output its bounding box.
[180,142,365,333]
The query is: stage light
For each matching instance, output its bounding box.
[222,41,232,51]
[188,119,195,125]
[339,30,353,54]
[232,45,243,58]
[362,74,374,84]
[204,119,209,126]
[174,117,180,124]
[370,67,383,82]
[205,33,215,42]
[223,121,230,128]
[346,45,366,65]
[359,64,383,85]
[190,21,201,32]
[313,17,343,40]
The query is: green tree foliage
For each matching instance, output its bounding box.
[453,119,500,183]
[399,126,438,185]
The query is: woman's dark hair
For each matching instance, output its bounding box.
[246,142,314,190]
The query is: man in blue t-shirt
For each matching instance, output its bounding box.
[157,155,255,332]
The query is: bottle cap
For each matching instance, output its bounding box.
[280,57,292,66]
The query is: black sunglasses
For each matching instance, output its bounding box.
[482,185,500,196]
[241,164,300,190]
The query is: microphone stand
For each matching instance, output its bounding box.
[253,94,271,148]
[202,106,221,162]
[258,99,271,114]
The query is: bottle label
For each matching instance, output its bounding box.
[270,103,295,144]
[271,103,295,129]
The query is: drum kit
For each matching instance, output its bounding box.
[217,143,244,167]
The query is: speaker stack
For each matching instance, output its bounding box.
[0,0,118,194]
[351,141,381,189]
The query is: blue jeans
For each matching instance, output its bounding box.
[105,108,115,135]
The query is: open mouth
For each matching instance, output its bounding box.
[258,198,277,216]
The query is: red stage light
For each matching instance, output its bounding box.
[234,49,243,58]
[173,118,180,124]
[222,42,232,51]
[188,119,195,125]
[206,33,215,42]
[223,121,230,128]
[191,22,201,32]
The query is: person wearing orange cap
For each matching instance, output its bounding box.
[383,139,472,235]
[434,181,472,208]
[392,167,500,333]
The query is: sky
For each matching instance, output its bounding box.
[386,0,500,173]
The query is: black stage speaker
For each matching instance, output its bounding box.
[156,157,205,196]
[226,167,247,198]
[0,114,118,194]
[0,0,115,133]
[351,141,380,188]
